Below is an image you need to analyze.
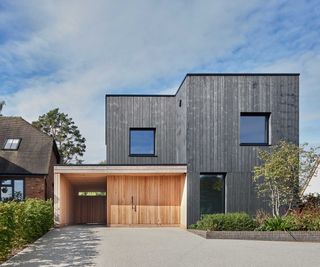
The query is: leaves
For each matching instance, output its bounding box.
[253,141,320,217]
[0,199,53,261]
[32,108,86,164]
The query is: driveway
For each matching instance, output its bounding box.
[2,225,320,267]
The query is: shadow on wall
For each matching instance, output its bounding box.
[2,225,102,267]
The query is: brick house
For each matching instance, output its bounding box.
[0,117,60,201]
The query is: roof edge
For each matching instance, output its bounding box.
[186,73,300,76]
[105,73,300,97]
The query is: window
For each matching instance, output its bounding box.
[129,128,155,156]
[240,113,270,145]
[0,179,24,201]
[78,192,106,196]
[3,138,21,150]
[200,173,225,214]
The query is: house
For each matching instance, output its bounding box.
[0,117,60,201]
[54,73,299,227]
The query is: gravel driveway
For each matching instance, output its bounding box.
[2,225,320,267]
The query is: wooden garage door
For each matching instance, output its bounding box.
[75,196,106,224]
[107,175,184,226]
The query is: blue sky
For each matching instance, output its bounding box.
[0,0,320,167]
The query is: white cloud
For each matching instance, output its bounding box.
[253,51,320,146]
[0,0,266,163]
[0,0,319,165]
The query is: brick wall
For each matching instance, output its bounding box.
[25,177,45,199]
[46,150,58,200]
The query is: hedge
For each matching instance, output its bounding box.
[0,199,53,261]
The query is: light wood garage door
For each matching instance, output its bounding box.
[107,175,184,226]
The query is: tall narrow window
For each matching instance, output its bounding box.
[129,128,155,156]
[240,113,270,145]
[200,173,225,214]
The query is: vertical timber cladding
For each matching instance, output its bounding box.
[186,75,299,224]
[107,174,185,226]
[105,74,299,226]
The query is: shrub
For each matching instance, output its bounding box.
[0,199,53,262]
[299,193,320,212]
[289,209,320,231]
[256,216,297,231]
[0,203,15,260]
[192,213,257,231]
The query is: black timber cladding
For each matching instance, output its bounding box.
[105,74,299,224]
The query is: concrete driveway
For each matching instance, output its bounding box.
[2,225,320,267]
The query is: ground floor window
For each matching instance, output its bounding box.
[0,179,24,201]
[200,173,225,214]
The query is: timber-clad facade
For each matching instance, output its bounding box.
[106,74,299,225]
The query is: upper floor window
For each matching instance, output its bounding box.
[129,128,155,156]
[0,179,24,201]
[3,138,21,150]
[240,113,270,145]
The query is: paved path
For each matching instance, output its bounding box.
[2,225,320,267]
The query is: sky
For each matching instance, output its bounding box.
[0,0,319,190]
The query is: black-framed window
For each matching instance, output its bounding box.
[129,128,155,156]
[200,173,225,215]
[3,138,21,150]
[0,179,24,201]
[240,113,270,145]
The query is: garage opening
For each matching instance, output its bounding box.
[58,174,107,226]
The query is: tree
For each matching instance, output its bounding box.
[253,141,320,217]
[0,100,5,116]
[32,108,86,164]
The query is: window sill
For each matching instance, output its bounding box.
[240,143,270,146]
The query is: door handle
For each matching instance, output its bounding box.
[131,196,134,210]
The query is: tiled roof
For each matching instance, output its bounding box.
[0,117,58,174]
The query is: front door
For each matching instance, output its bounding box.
[107,175,184,226]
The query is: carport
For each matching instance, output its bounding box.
[54,165,187,228]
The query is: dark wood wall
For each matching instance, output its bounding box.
[105,74,299,225]
[106,96,177,164]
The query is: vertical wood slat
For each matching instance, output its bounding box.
[74,196,106,224]
[107,175,185,226]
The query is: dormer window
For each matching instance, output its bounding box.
[3,138,21,150]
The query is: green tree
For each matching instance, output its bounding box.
[32,108,86,164]
[253,141,320,217]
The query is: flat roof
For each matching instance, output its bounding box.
[105,73,300,97]
[54,164,187,174]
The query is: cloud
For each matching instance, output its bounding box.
[0,0,319,165]
[253,51,320,146]
[0,0,264,162]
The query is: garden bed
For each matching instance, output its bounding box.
[189,229,320,242]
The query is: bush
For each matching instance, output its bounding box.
[256,216,297,231]
[0,199,53,261]
[299,193,320,211]
[289,209,320,231]
[192,213,257,231]
[0,203,15,260]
